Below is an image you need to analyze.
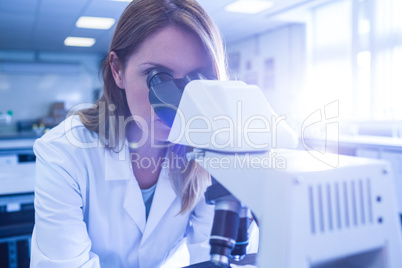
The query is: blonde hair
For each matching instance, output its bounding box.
[78,0,228,213]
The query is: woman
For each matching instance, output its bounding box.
[30,0,228,267]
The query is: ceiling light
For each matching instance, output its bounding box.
[76,16,115,30]
[64,37,96,47]
[225,0,274,14]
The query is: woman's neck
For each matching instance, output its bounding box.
[126,123,167,189]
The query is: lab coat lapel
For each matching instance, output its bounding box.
[142,167,178,242]
[104,146,146,233]
[123,179,146,233]
[104,145,132,181]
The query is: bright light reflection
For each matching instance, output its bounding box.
[357,51,371,67]
[64,37,96,47]
[76,16,115,30]
[358,18,370,35]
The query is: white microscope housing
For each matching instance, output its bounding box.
[168,80,402,268]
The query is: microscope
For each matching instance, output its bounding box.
[147,69,402,268]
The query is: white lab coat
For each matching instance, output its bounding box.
[30,116,214,268]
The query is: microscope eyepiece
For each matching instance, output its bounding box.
[146,68,173,88]
[146,68,206,127]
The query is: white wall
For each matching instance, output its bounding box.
[0,50,104,122]
[226,24,306,131]
[0,24,306,127]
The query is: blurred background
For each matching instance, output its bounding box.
[1,0,402,133]
[1,0,402,267]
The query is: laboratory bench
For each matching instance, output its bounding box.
[0,131,38,195]
[0,132,38,268]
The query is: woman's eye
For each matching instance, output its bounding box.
[204,74,217,80]
[143,68,154,76]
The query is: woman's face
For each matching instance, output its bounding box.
[110,25,212,145]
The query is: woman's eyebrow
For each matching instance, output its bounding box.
[140,62,209,75]
[140,62,173,72]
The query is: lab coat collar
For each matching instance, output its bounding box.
[124,179,147,233]
[104,146,147,233]
[104,146,178,236]
[104,145,132,181]
[142,166,178,242]
[122,164,178,238]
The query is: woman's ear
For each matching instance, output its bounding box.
[109,51,124,89]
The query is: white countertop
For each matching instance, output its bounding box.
[0,138,37,151]
[305,135,402,149]
[0,162,35,195]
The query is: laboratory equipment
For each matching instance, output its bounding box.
[147,70,402,267]
[0,140,36,267]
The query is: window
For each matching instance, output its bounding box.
[305,0,402,123]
